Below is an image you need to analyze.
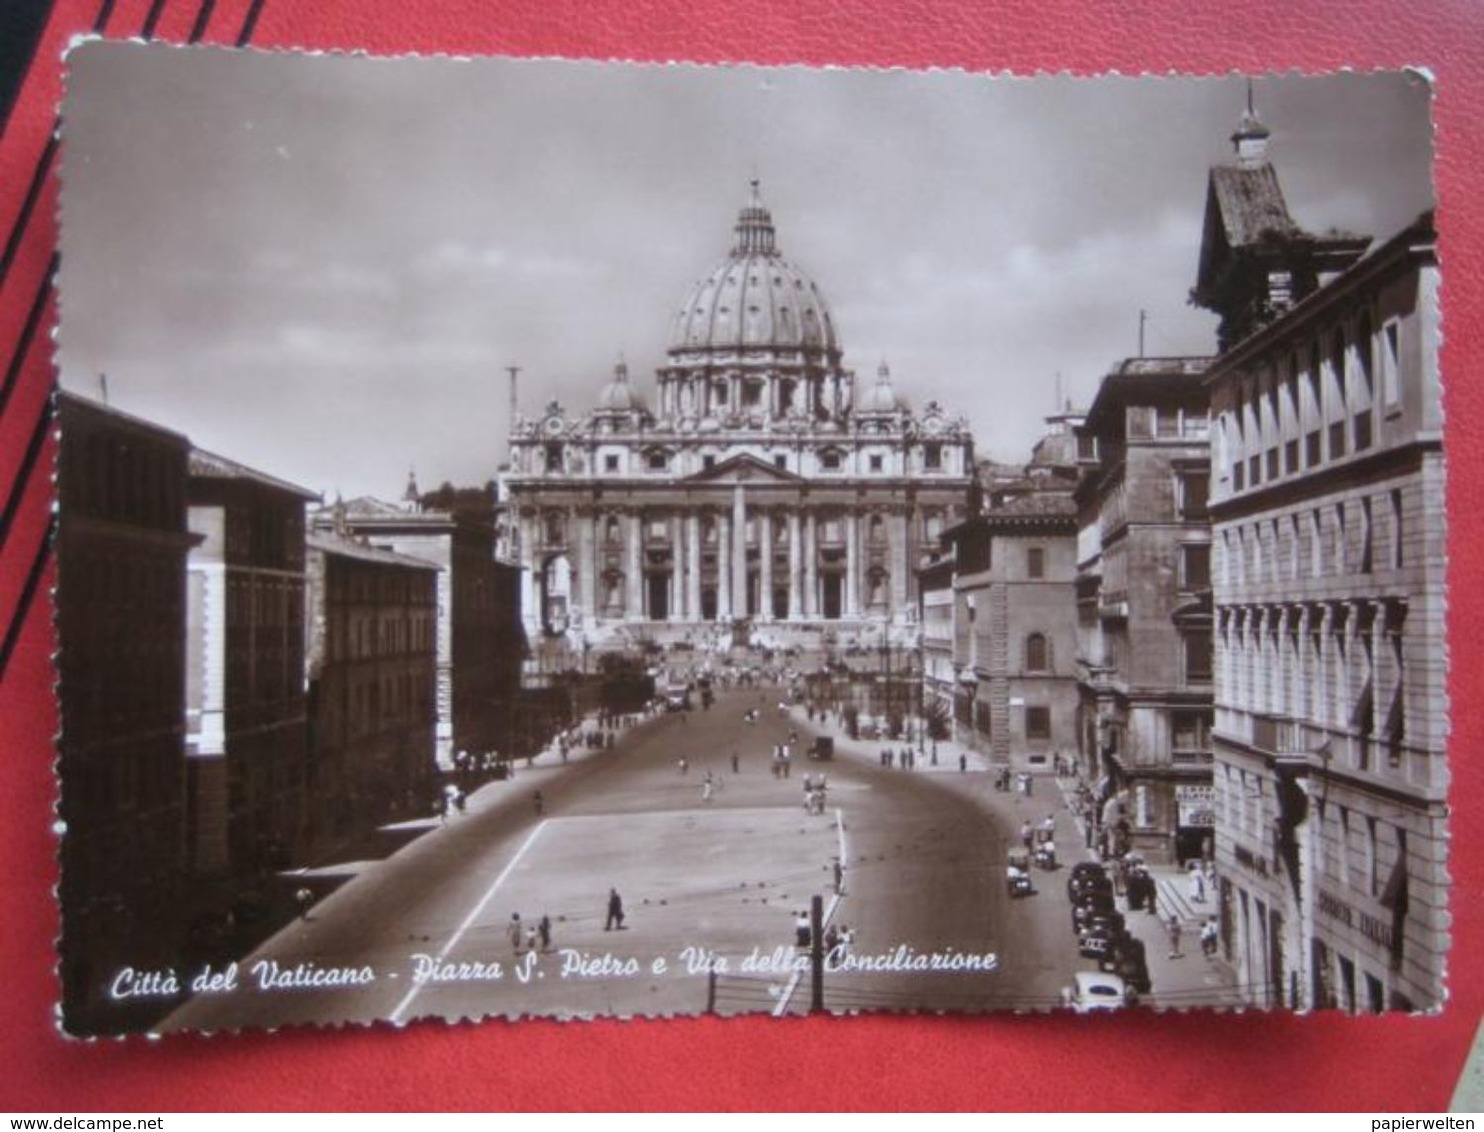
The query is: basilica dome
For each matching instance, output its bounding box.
[857,362,906,414]
[667,182,841,364]
[595,360,648,413]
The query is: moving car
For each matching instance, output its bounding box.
[1062,971,1132,1013]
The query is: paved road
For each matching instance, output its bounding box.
[161,687,1080,1030]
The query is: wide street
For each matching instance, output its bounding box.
[162,686,1098,1030]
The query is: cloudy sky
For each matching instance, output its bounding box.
[56,45,1434,501]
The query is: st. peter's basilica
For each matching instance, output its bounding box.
[502,184,976,654]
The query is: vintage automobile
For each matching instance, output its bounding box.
[1071,887,1118,932]
[1007,847,1034,897]
[1062,971,1132,1013]
[1067,861,1113,902]
[1107,935,1151,994]
[808,736,835,760]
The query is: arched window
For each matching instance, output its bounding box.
[1025,632,1049,673]
[545,512,566,545]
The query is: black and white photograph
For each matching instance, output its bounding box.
[52,43,1444,1035]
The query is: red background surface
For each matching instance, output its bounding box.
[2,0,1482,1113]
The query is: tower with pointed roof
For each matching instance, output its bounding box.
[1191,101,1371,353]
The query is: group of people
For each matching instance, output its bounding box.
[878,746,918,769]
[507,911,554,954]
[802,772,828,815]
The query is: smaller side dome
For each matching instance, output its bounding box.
[857,361,906,414]
[596,360,649,413]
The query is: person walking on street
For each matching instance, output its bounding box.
[1167,915,1183,959]
[1201,917,1218,958]
[508,913,523,953]
[605,888,625,931]
[731,750,740,774]
[539,914,552,952]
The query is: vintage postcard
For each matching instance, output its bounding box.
[52,43,1443,1035]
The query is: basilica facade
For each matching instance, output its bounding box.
[502,185,975,653]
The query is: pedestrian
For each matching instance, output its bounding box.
[1188,862,1207,903]
[605,888,625,931]
[959,753,967,773]
[794,910,811,949]
[539,914,552,952]
[833,858,844,895]
[731,750,740,774]
[678,756,688,776]
[1020,820,1033,850]
[702,779,714,803]
[294,887,314,921]
[525,924,539,953]
[1201,917,1219,958]
[509,912,523,952]
[1167,915,1183,959]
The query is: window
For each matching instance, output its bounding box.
[741,382,762,407]
[821,450,842,471]
[1178,471,1209,519]
[1025,633,1049,672]
[604,454,620,473]
[1391,489,1404,568]
[647,450,669,471]
[1027,547,1045,579]
[924,443,942,470]
[1181,544,1211,590]
[702,455,716,470]
[1171,710,1212,759]
[1025,706,1051,741]
[1183,631,1213,683]
[544,443,563,472]
[1383,320,1402,409]
[773,454,787,470]
[869,454,884,472]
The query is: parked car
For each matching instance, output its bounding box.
[1067,862,1112,902]
[1108,936,1151,994]
[1071,888,1118,932]
[1062,971,1131,1012]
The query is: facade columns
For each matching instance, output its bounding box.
[518,511,538,632]
[803,511,818,617]
[890,508,909,617]
[625,511,642,620]
[731,481,747,619]
[576,508,595,626]
[670,512,683,621]
[759,508,774,620]
[845,509,860,617]
[686,513,702,622]
[718,511,733,620]
[787,510,802,620]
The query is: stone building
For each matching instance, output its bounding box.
[1073,357,1215,864]
[934,422,1081,766]
[55,392,195,1033]
[304,531,440,848]
[502,184,975,658]
[313,490,522,766]
[1200,117,1445,1008]
[184,449,317,877]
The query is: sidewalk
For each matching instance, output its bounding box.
[1050,774,1244,1009]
